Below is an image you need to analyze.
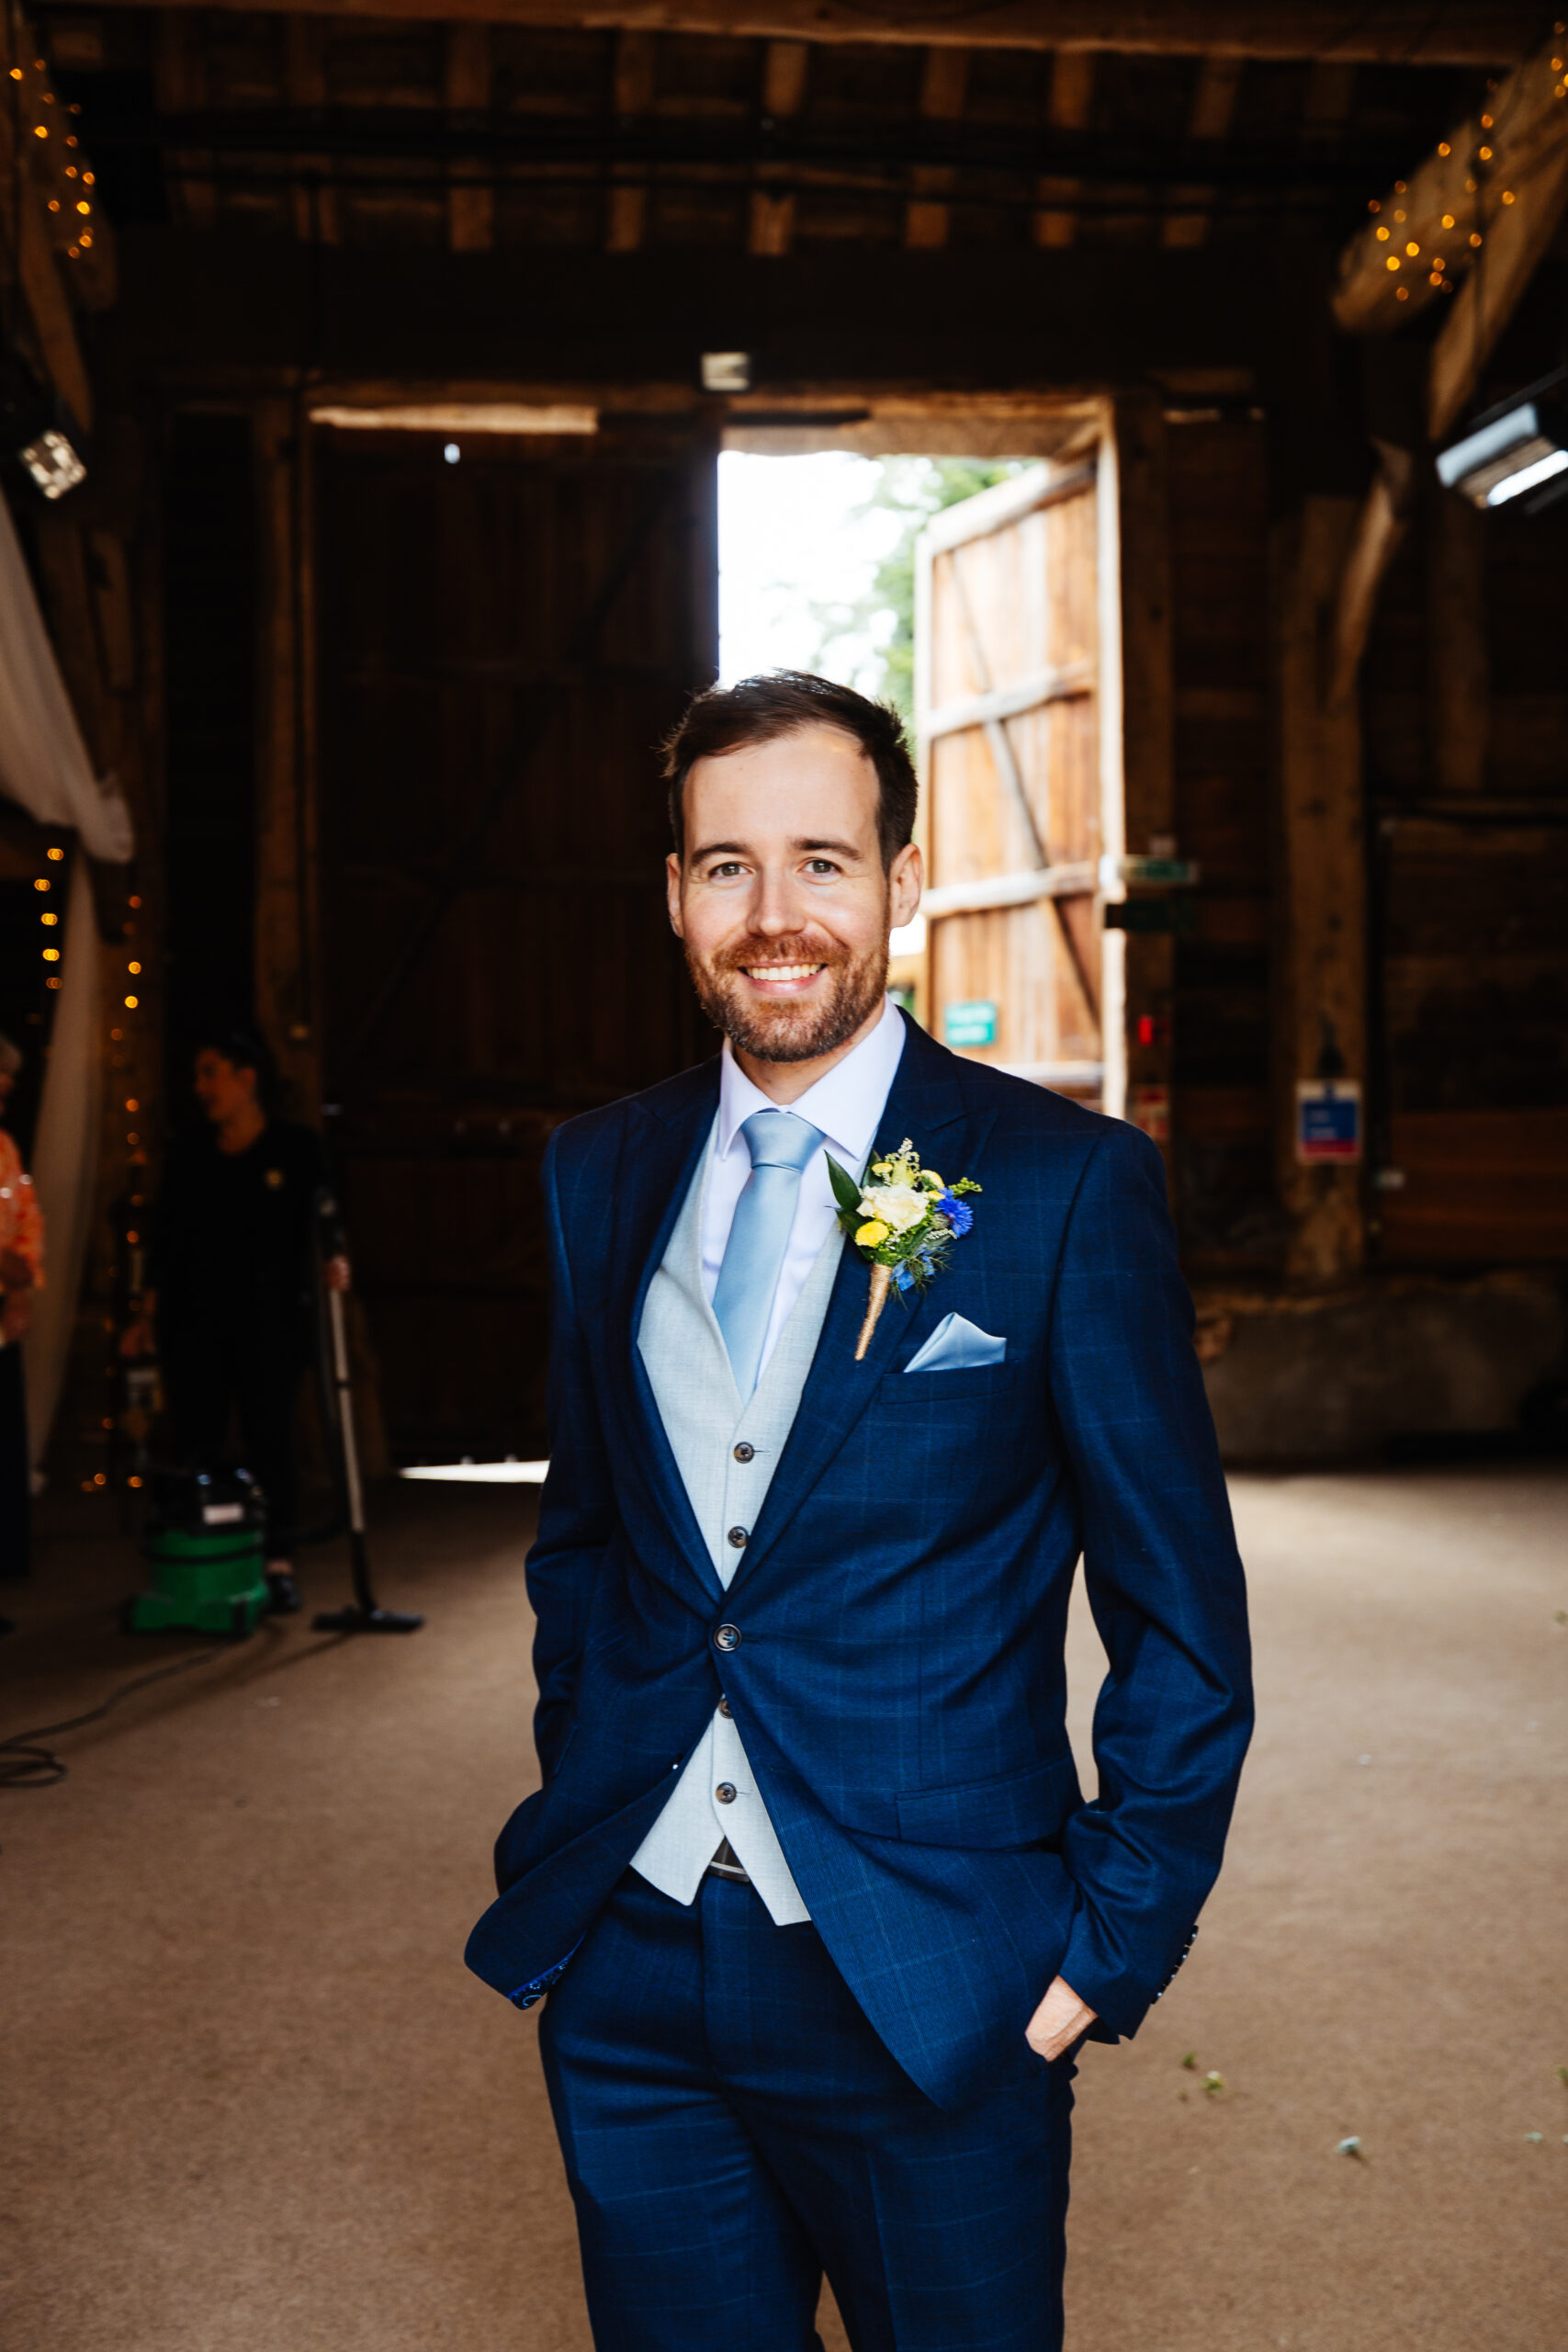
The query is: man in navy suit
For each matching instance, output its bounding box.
[468,672,1252,2350]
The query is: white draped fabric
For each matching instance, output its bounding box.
[0,488,133,1471]
[0,493,133,859]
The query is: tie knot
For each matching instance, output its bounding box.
[739,1109,824,1176]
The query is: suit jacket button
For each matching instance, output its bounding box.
[733,1442,755,1463]
[715,1781,737,1804]
[727,1525,748,1548]
[714,1623,740,1652]
[717,1697,732,1717]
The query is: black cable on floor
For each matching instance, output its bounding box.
[0,1648,222,1789]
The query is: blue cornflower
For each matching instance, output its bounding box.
[939,1192,974,1236]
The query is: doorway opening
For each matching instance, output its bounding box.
[716,427,1112,1102]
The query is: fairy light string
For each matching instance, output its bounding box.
[1353,29,1565,313]
[6,35,100,264]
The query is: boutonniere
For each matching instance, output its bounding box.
[825,1137,982,1361]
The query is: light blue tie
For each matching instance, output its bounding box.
[712,1110,825,1399]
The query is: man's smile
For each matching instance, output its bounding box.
[740,961,827,992]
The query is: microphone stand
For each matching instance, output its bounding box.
[310,1192,423,1636]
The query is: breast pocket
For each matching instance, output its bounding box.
[882,1361,1025,1402]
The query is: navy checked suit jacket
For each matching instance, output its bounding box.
[466,1012,1253,2109]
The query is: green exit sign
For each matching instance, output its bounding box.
[944,999,998,1047]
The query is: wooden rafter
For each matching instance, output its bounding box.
[1333,33,1568,336]
[1160,52,1241,248]
[446,25,493,252]
[904,45,967,250]
[77,0,1539,64]
[1325,28,1568,718]
[606,27,655,250]
[1325,443,1416,712]
[0,13,114,427]
[749,39,807,254]
[1427,116,1568,440]
[1033,49,1094,247]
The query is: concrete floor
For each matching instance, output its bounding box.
[2,1465,1564,2351]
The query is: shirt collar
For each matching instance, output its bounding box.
[716,995,907,1170]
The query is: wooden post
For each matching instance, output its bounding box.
[1427,486,1489,796]
[1111,391,1175,1159]
[1273,497,1366,1286]
[254,398,321,1114]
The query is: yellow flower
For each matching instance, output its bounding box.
[855,1219,890,1249]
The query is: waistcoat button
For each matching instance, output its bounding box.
[727,1525,748,1548]
[714,1623,741,1652]
[733,1442,755,1463]
[715,1781,737,1804]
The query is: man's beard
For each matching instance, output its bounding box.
[685,929,890,1064]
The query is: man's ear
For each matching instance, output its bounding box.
[665,852,684,938]
[887,841,923,934]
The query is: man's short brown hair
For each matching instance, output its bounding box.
[662,671,918,870]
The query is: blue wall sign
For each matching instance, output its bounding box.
[1295,1080,1362,1164]
[943,999,998,1048]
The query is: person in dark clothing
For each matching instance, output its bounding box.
[121,1028,349,1613]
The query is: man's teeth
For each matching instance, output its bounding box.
[747,964,821,981]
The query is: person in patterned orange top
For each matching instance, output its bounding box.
[0,1030,45,1586]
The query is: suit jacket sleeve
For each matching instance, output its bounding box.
[1048,1120,1254,2039]
[526,1127,618,1777]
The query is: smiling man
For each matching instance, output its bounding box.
[467,671,1253,2351]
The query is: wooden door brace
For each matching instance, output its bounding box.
[945,544,1099,1022]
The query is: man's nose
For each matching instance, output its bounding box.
[749,864,808,935]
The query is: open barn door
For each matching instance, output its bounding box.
[314,413,716,1462]
[914,442,1121,1111]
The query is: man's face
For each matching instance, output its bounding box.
[194,1050,256,1124]
[667,723,921,1065]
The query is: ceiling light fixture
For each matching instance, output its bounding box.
[1436,368,1568,514]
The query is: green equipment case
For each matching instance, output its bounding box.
[127,1467,271,1636]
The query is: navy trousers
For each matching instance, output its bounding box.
[538,1871,1076,2352]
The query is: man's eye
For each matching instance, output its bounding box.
[707,862,745,879]
[805,859,840,876]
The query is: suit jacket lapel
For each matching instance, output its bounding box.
[727,1017,998,1590]
[601,1062,728,1605]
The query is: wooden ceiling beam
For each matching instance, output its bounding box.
[904,45,968,250]
[1333,34,1568,335]
[74,0,1534,65]
[446,25,493,252]
[749,39,807,253]
[1033,49,1094,248]
[1159,52,1241,248]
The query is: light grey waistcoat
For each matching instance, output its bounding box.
[627,1118,843,1922]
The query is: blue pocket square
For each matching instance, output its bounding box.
[902,1313,1007,1373]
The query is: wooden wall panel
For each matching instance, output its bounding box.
[1361,480,1568,1265]
[314,417,716,1459]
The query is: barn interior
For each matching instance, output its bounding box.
[2,5,1567,2347]
[2,0,1565,1483]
